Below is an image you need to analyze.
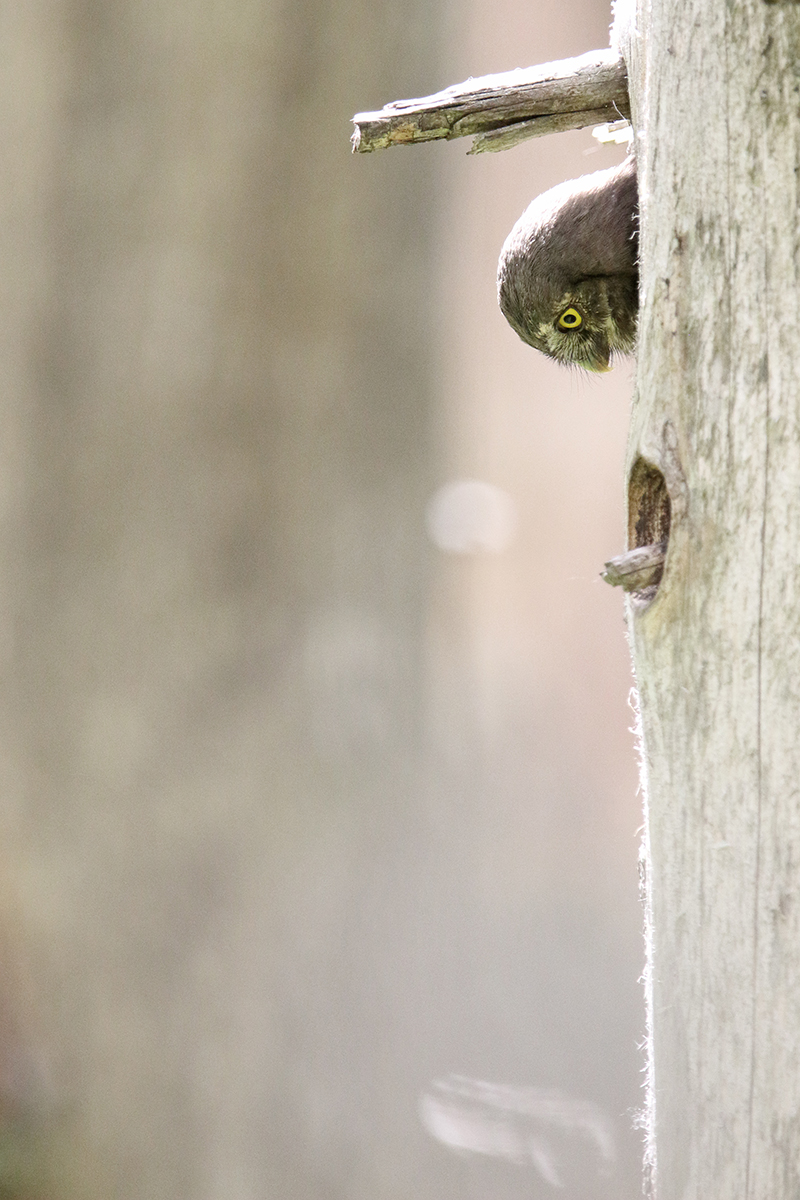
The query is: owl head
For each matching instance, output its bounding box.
[497,158,639,373]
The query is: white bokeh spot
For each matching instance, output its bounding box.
[426,479,518,555]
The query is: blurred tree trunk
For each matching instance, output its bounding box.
[624,1,800,1195]
[0,1,651,1197]
[0,2,440,1196]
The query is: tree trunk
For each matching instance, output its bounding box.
[623,0,800,1195]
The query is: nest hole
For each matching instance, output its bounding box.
[626,458,671,601]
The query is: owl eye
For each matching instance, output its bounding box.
[557,307,583,330]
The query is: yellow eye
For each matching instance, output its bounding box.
[558,307,583,330]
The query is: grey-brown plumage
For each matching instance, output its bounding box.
[497,156,638,373]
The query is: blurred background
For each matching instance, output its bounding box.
[0,1,643,1197]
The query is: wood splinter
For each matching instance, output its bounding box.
[601,542,667,592]
[351,49,630,155]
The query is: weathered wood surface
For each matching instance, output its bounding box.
[601,542,666,592]
[351,48,630,154]
[623,0,800,1195]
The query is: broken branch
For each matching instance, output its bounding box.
[601,543,667,593]
[351,48,629,155]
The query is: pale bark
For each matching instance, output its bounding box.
[622,1,800,1196]
[602,542,666,592]
[351,49,629,153]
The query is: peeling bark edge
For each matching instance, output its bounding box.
[351,48,630,154]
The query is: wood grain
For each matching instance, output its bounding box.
[351,49,630,154]
[624,0,800,1194]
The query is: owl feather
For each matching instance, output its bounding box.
[497,156,638,373]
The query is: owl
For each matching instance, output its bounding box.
[497,156,638,373]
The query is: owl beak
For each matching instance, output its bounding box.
[581,349,612,373]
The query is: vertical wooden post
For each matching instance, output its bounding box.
[623,0,800,1194]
